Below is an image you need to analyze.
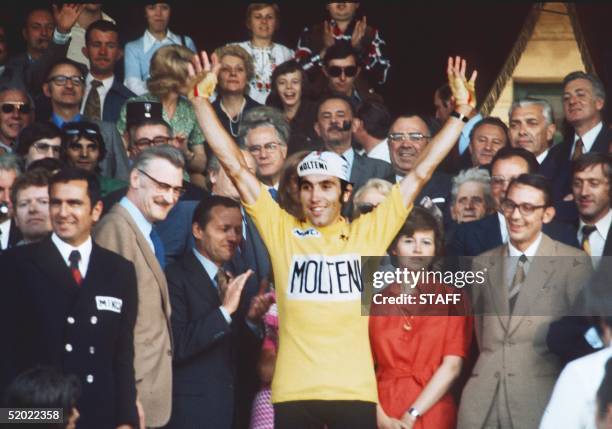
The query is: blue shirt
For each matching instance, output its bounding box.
[192,248,232,323]
[119,196,154,252]
[458,113,483,155]
[51,112,82,129]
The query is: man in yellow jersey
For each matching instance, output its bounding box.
[187,53,476,429]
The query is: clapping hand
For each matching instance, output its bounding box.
[52,4,84,34]
[221,270,253,315]
[447,56,477,109]
[186,51,221,100]
[351,16,367,48]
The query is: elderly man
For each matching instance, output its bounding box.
[0,87,34,154]
[240,106,288,198]
[10,168,52,244]
[94,145,184,428]
[0,154,21,252]
[450,167,493,224]
[508,98,556,165]
[188,52,474,429]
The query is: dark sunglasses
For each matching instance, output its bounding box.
[326,65,358,78]
[356,203,376,215]
[1,103,31,115]
[63,126,100,138]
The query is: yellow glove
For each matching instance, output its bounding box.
[186,51,220,100]
[447,56,477,109]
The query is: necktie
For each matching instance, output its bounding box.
[268,187,278,201]
[83,80,103,119]
[215,270,229,302]
[150,229,166,269]
[69,250,83,286]
[572,138,584,161]
[509,254,527,312]
[581,225,597,256]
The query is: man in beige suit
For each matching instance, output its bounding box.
[95,145,184,428]
[458,174,592,429]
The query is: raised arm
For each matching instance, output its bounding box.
[186,52,261,205]
[399,56,477,207]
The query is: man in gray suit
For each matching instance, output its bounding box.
[313,94,392,216]
[457,174,592,429]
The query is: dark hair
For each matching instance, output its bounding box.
[491,146,539,174]
[49,167,102,208]
[356,101,391,140]
[389,206,444,259]
[15,122,61,156]
[27,157,65,173]
[507,174,553,207]
[10,168,51,206]
[469,117,509,143]
[3,366,80,429]
[61,121,107,173]
[435,83,452,105]
[572,152,612,184]
[192,195,241,229]
[391,113,433,136]
[266,60,310,110]
[45,57,86,81]
[246,3,280,32]
[85,19,120,46]
[23,8,52,30]
[316,93,355,117]
[563,71,606,104]
[322,42,360,68]
[278,150,309,218]
[597,359,612,420]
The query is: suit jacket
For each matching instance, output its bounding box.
[164,250,261,429]
[94,204,173,428]
[457,234,592,429]
[0,220,23,255]
[449,212,579,257]
[540,126,612,223]
[0,238,138,429]
[344,152,393,217]
[103,78,135,123]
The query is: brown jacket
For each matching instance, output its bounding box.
[457,234,592,429]
[94,203,173,428]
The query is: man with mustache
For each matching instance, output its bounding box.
[94,145,185,428]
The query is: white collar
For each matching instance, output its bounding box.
[579,208,612,240]
[143,29,180,52]
[192,248,220,285]
[536,148,549,164]
[574,122,603,153]
[497,211,509,243]
[508,232,543,259]
[86,73,114,90]
[51,233,93,276]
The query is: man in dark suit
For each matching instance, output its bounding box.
[450,147,578,257]
[42,57,129,181]
[165,196,271,429]
[0,154,22,253]
[548,152,612,364]
[540,71,612,223]
[81,20,135,123]
[0,168,139,429]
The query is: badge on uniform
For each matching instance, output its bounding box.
[95,296,123,313]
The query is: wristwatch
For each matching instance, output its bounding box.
[450,111,469,123]
[407,407,421,419]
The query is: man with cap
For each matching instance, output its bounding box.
[188,53,476,428]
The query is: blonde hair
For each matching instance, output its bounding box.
[147,45,194,98]
[246,3,280,32]
[352,178,392,218]
[214,44,255,93]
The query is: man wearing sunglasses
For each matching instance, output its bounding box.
[458,173,592,429]
[42,57,129,181]
[0,87,34,155]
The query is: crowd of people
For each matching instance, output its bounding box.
[0,2,611,429]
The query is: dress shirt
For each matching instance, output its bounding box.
[458,113,483,155]
[192,248,231,323]
[81,74,115,117]
[51,232,92,278]
[341,147,355,173]
[498,211,509,244]
[51,113,82,129]
[571,121,603,158]
[540,346,612,429]
[367,139,391,163]
[505,232,543,287]
[0,219,10,250]
[578,208,612,267]
[0,65,5,76]
[536,149,549,164]
[119,196,154,252]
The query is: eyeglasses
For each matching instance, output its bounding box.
[48,75,85,87]
[388,132,430,143]
[137,168,185,197]
[500,198,547,216]
[68,142,99,152]
[63,126,100,137]
[33,142,61,154]
[326,65,358,78]
[247,142,283,155]
[134,136,172,148]
[356,203,376,214]
[1,103,32,115]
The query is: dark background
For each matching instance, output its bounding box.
[2,2,612,120]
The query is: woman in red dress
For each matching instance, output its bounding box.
[370,207,473,429]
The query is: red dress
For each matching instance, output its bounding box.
[369,282,473,429]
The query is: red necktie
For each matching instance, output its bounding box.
[69,250,83,286]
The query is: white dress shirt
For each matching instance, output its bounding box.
[80,74,115,118]
[0,219,10,250]
[505,232,543,287]
[579,208,612,267]
[540,346,612,429]
[367,139,391,163]
[192,248,232,323]
[536,148,549,164]
[571,122,603,158]
[498,211,509,244]
[51,233,93,278]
